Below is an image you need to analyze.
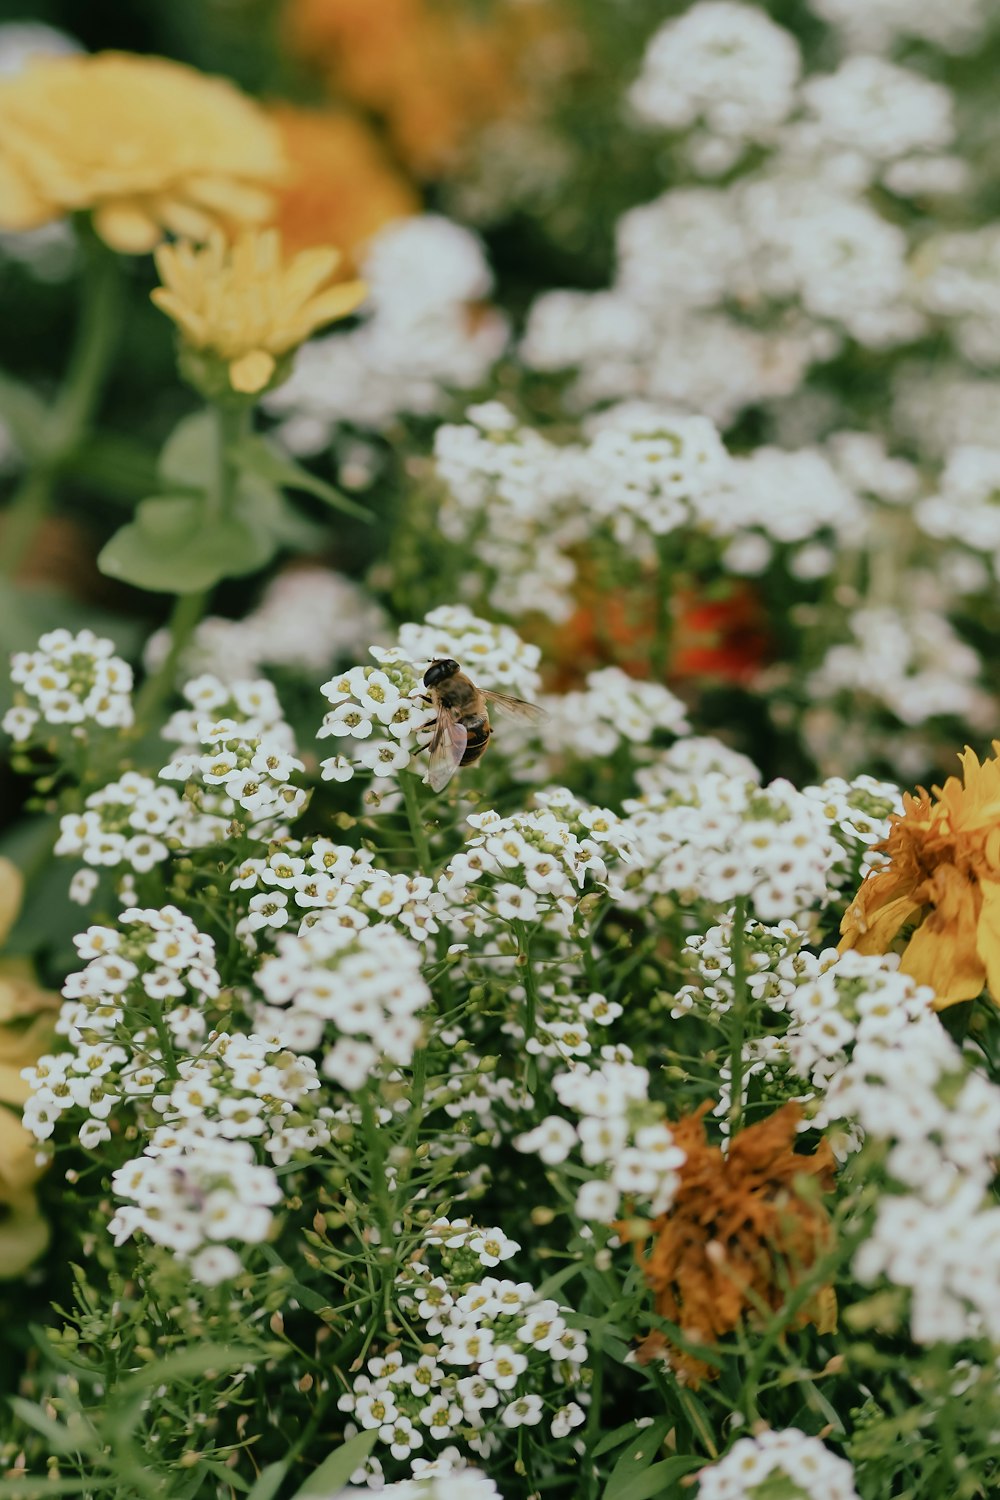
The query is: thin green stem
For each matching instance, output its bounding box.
[212,401,250,519]
[1,221,122,579]
[726,897,750,1137]
[399,771,433,872]
[132,588,210,731]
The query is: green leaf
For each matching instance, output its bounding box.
[98,495,276,592]
[593,1422,652,1460]
[247,1463,290,1500]
[603,1417,671,1495]
[159,409,217,490]
[116,1342,264,1394]
[604,1456,704,1500]
[0,371,49,459]
[231,436,372,522]
[0,1480,116,1497]
[290,1430,379,1498]
[7,1398,94,1456]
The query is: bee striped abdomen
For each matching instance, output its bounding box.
[459,713,491,766]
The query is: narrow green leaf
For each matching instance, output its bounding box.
[116,1342,263,1393]
[7,1398,94,1456]
[0,1479,116,1497]
[604,1456,704,1500]
[0,371,49,457]
[290,1430,379,1497]
[593,1422,653,1460]
[231,436,372,522]
[247,1462,290,1500]
[603,1417,671,1495]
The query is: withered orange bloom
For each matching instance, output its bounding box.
[619,1103,836,1387]
[839,743,1000,1009]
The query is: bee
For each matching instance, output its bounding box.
[422,658,543,793]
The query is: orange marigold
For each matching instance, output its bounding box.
[839,742,1000,1009]
[620,1103,836,1387]
[266,104,418,263]
[282,0,534,175]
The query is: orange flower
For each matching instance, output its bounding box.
[282,0,540,175]
[839,742,1000,1009]
[266,104,418,263]
[619,1103,836,1386]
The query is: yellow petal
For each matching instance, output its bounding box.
[92,199,161,253]
[900,871,985,1007]
[975,879,1000,1008]
[302,278,368,328]
[0,1191,49,1280]
[0,858,22,947]
[230,349,275,393]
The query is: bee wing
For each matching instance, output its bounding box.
[427,709,468,793]
[481,690,546,721]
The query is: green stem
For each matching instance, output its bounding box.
[212,401,250,519]
[132,588,209,731]
[399,771,433,872]
[726,896,750,1137]
[517,921,540,1043]
[1,221,122,579]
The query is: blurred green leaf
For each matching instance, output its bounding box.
[247,1463,290,1500]
[98,495,276,591]
[0,372,49,461]
[603,1456,704,1500]
[230,436,372,522]
[158,409,217,491]
[290,1430,379,1497]
[7,1398,95,1456]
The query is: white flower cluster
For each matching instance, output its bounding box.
[709,447,866,578]
[254,921,430,1090]
[516,1053,684,1221]
[914,227,1000,367]
[149,1029,330,1166]
[579,402,733,553]
[807,0,990,54]
[672,912,819,1022]
[54,772,193,887]
[161,672,294,752]
[336,1474,502,1500]
[108,1136,282,1286]
[340,1219,587,1483]
[800,774,902,881]
[916,446,1000,577]
[232,839,443,947]
[628,3,801,149]
[633,737,761,801]
[620,773,842,923]
[434,403,588,624]
[266,217,507,448]
[22,907,221,1147]
[433,401,738,620]
[440,790,632,944]
[3,627,133,744]
[806,606,993,729]
[781,952,1000,1343]
[144,568,390,683]
[319,607,541,787]
[696,1427,859,1500]
[799,56,953,175]
[533,668,689,765]
[161,720,307,834]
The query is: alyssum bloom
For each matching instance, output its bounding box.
[840,742,1000,1008]
[152,229,367,396]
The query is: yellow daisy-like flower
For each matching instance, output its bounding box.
[0,51,285,253]
[151,229,367,396]
[0,858,59,1280]
[840,742,1000,1009]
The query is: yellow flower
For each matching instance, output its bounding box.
[840,742,1000,1008]
[151,229,367,395]
[0,51,285,252]
[0,858,59,1280]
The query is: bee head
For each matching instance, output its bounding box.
[423,658,460,688]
